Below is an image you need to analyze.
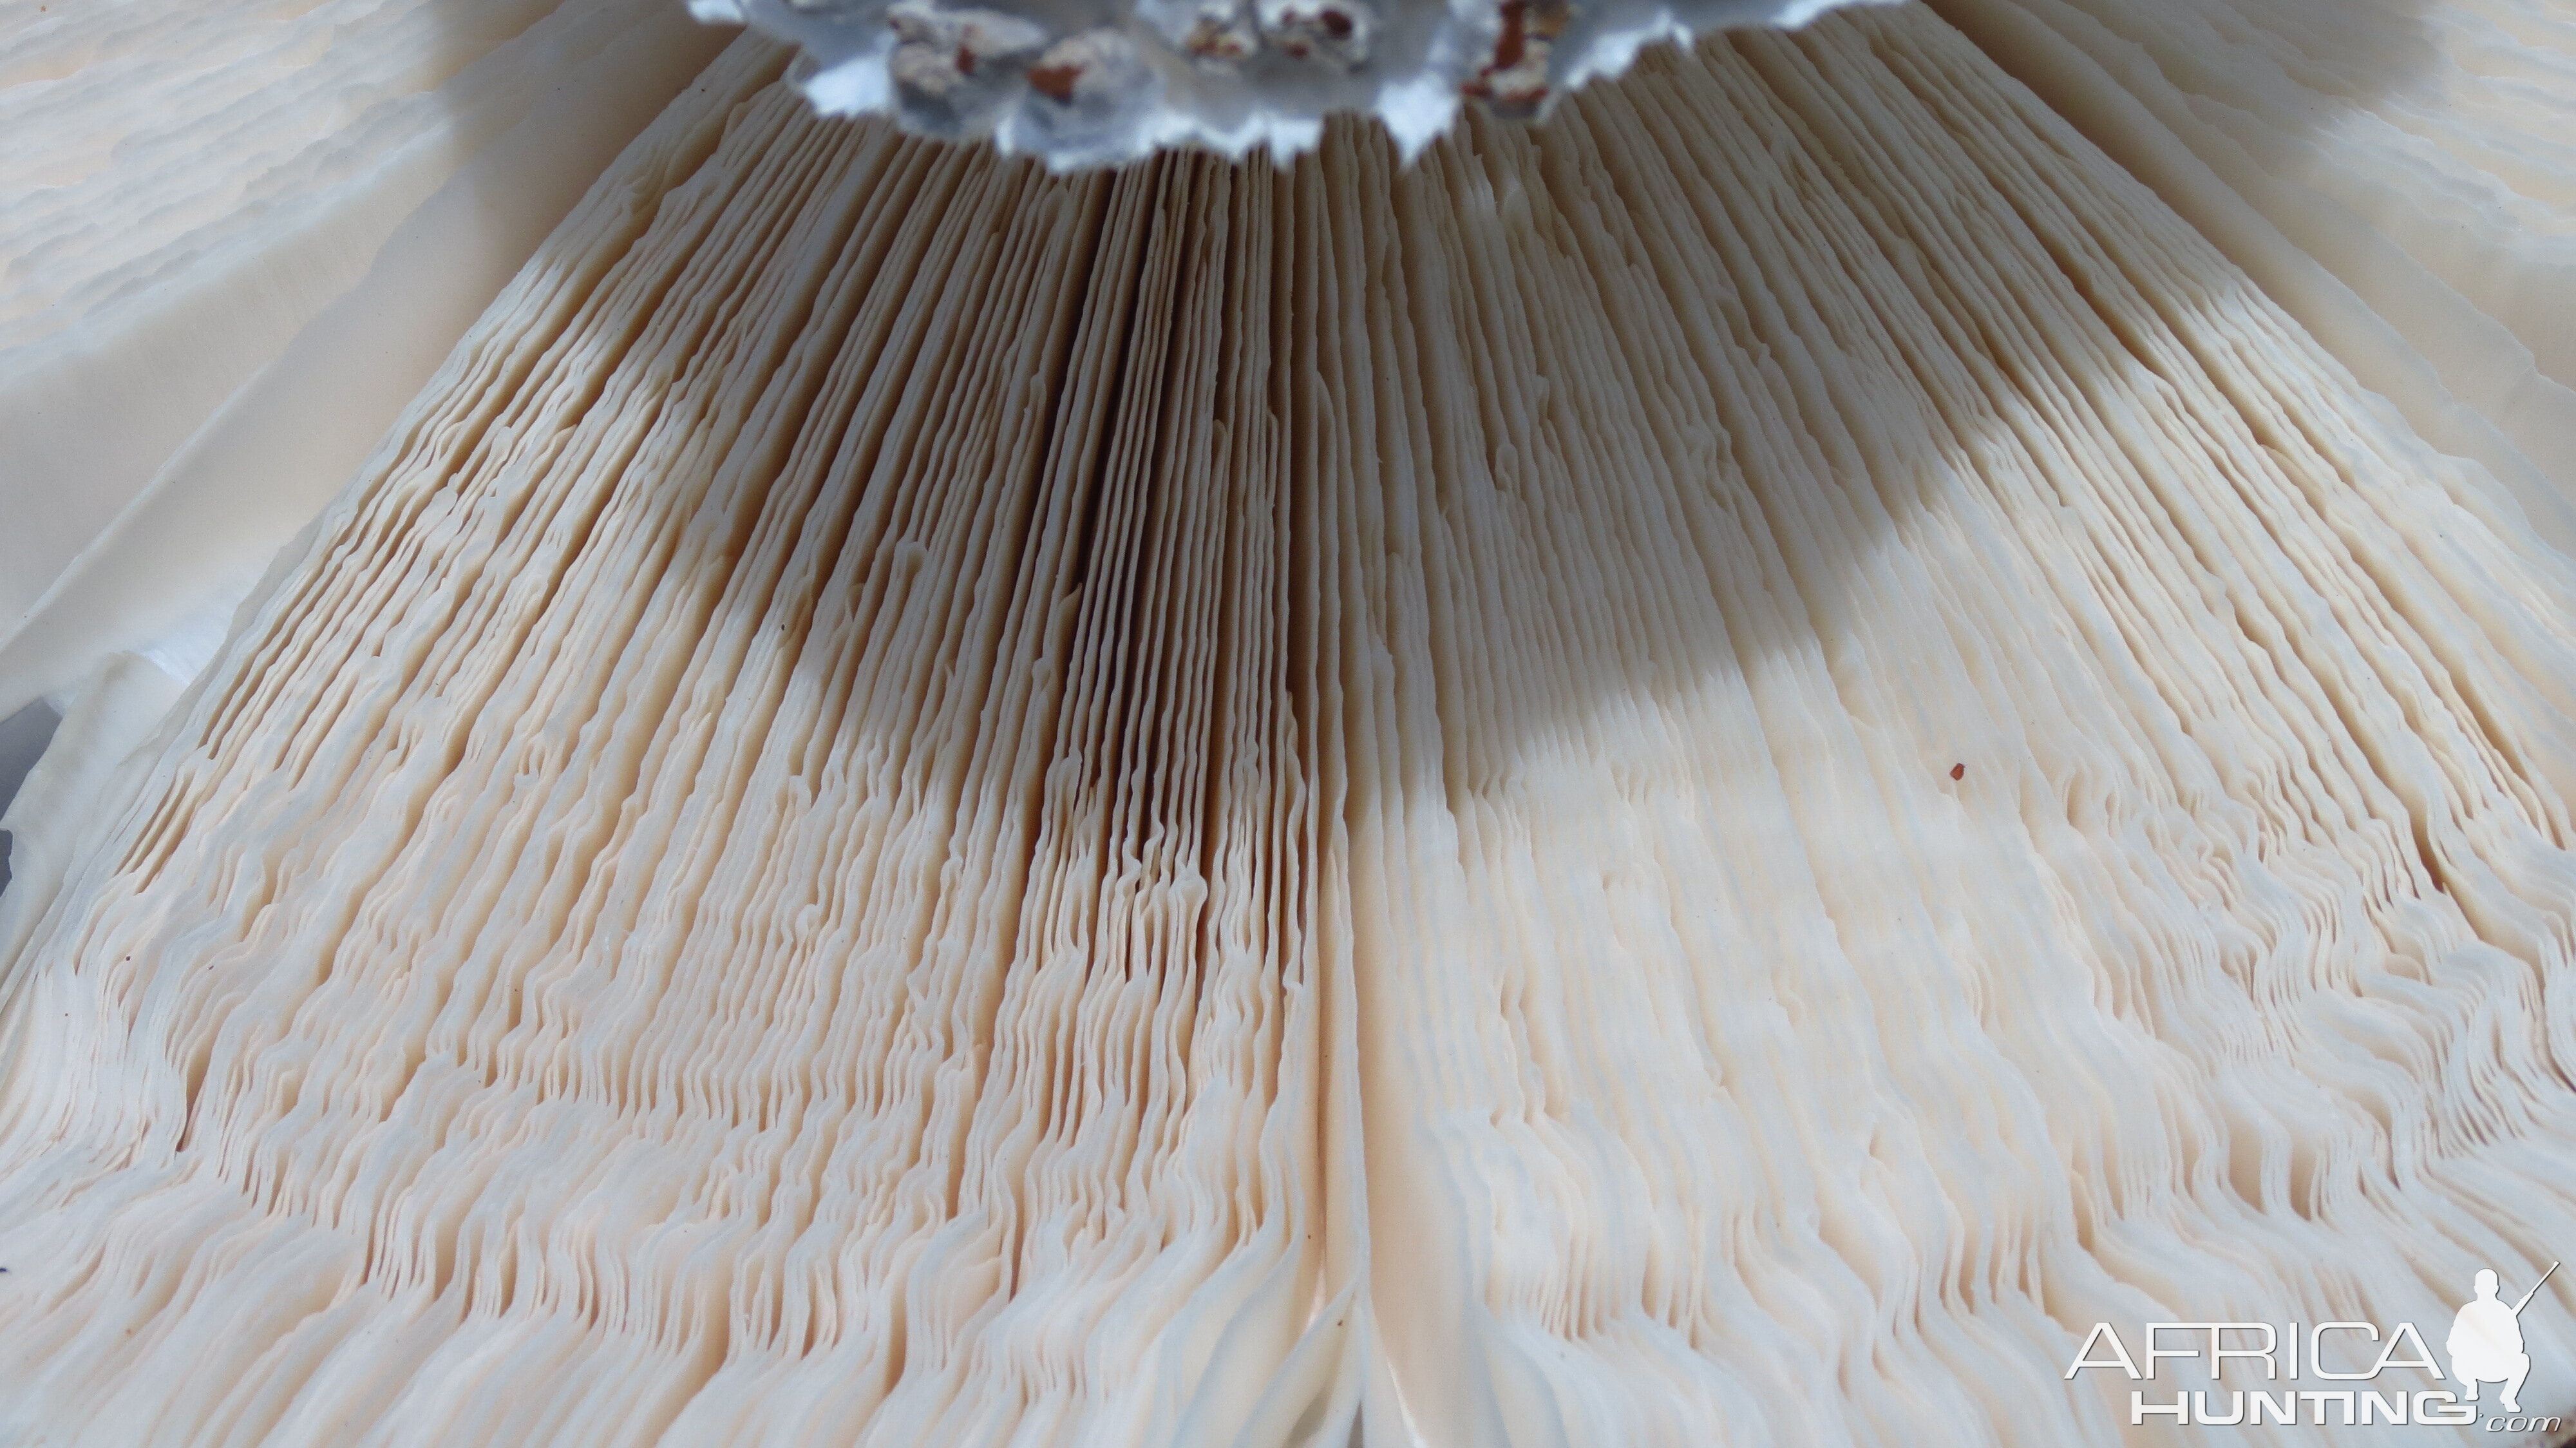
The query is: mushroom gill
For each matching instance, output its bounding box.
[0,0,730,725]
[4,4,2576,1447]
[1927,0,2576,549]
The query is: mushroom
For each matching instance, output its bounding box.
[5,4,2576,1447]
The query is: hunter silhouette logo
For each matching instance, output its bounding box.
[2450,1263,2557,1415]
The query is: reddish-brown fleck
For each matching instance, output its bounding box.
[1184,16,1253,57]
[1490,0,1526,70]
[1319,7,1352,37]
[1950,763,1966,781]
[955,44,976,73]
[1028,61,1081,100]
